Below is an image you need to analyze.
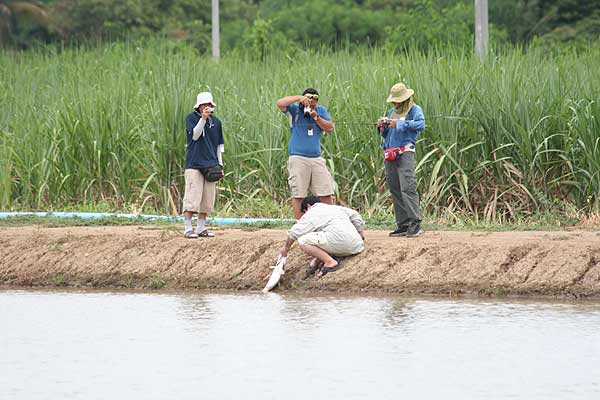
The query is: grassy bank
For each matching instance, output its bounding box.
[1,42,599,223]
[0,212,589,232]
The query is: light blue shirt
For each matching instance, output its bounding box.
[377,104,425,149]
[286,103,332,157]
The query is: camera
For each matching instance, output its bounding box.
[303,105,311,117]
[206,106,215,114]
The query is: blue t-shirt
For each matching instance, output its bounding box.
[185,111,224,169]
[377,104,425,149]
[285,103,331,157]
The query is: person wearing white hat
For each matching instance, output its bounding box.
[182,91,224,238]
[376,82,426,237]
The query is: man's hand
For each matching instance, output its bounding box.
[277,95,308,112]
[309,109,318,119]
[201,106,213,120]
[279,245,289,257]
[388,119,397,129]
[377,117,392,127]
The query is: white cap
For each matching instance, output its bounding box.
[194,92,216,109]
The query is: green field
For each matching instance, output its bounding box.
[1,41,599,224]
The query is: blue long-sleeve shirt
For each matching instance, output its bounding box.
[377,104,425,149]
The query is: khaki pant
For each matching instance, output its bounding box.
[183,169,217,213]
[287,156,335,198]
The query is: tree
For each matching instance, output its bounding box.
[53,0,165,41]
[258,0,389,48]
[384,0,473,52]
[0,1,55,48]
[489,0,600,44]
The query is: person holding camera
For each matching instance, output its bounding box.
[182,92,224,239]
[276,88,335,220]
[376,82,426,237]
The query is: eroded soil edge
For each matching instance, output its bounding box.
[1,226,599,298]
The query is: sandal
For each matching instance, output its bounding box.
[184,230,199,239]
[306,259,324,276]
[317,264,340,278]
[316,256,343,278]
[197,229,215,238]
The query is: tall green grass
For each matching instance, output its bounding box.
[1,42,599,221]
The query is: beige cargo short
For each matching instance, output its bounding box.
[287,156,335,198]
[297,231,364,256]
[183,169,217,213]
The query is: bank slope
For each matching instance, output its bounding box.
[1,227,599,298]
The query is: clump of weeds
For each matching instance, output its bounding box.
[52,273,67,287]
[149,273,166,290]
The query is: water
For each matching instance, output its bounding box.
[1,290,599,400]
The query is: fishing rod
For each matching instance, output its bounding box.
[208,115,465,127]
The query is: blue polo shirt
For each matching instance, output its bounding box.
[285,103,331,157]
[377,104,425,149]
[185,111,224,169]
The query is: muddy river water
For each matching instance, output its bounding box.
[1,290,599,399]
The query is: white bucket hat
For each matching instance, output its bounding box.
[194,92,216,109]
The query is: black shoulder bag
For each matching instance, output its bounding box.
[201,164,223,182]
[199,119,224,182]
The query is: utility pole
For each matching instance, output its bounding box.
[212,0,220,60]
[474,0,488,60]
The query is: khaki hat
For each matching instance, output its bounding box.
[386,83,414,103]
[194,92,216,109]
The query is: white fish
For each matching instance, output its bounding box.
[262,255,287,292]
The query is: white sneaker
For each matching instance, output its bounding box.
[184,230,199,239]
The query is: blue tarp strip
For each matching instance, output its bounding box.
[0,212,292,225]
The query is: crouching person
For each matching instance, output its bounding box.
[279,196,365,277]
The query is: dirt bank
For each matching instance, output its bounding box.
[1,226,599,297]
